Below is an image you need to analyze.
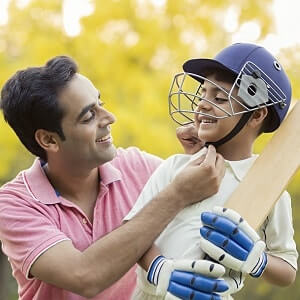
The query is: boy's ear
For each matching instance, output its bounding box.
[35,129,60,153]
[248,107,268,129]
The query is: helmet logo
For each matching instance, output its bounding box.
[237,74,268,108]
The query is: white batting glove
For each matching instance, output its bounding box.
[200,206,267,277]
[147,255,229,299]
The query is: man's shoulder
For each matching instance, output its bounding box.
[0,171,30,211]
[0,171,25,192]
[113,146,162,166]
[107,147,162,181]
[0,160,39,203]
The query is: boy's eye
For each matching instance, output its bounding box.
[215,97,228,103]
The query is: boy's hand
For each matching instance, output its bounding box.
[200,206,267,278]
[147,256,229,299]
[176,124,205,154]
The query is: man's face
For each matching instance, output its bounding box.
[56,73,117,168]
[194,74,244,143]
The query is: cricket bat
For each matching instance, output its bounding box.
[225,101,300,231]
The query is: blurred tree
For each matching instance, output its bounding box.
[0,0,299,299]
[0,248,17,300]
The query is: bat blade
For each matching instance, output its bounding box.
[225,101,300,231]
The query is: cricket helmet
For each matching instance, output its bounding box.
[169,43,292,136]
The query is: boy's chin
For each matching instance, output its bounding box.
[197,133,215,143]
[198,135,220,146]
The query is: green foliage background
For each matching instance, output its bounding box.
[0,0,299,299]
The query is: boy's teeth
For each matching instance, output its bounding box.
[202,119,215,123]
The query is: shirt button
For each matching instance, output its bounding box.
[82,218,87,224]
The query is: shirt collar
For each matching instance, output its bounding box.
[191,148,258,182]
[23,158,61,204]
[98,161,122,185]
[226,154,258,181]
[23,159,122,205]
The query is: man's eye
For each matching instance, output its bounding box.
[83,110,95,123]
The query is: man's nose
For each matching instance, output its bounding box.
[98,108,116,127]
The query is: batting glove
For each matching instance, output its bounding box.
[147,255,229,299]
[200,206,267,278]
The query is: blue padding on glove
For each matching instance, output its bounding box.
[201,212,254,251]
[170,271,228,293]
[200,227,249,261]
[168,282,222,300]
[147,255,229,298]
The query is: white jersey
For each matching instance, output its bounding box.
[124,148,298,299]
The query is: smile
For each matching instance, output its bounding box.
[96,134,111,143]
[200,118,217,124]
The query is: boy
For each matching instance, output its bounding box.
[124,43,298,299]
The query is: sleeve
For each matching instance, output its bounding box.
[259,191,298,270]
[0,194,70,279]
[123,154,182,221]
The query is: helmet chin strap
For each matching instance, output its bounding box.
[205,111,252,148]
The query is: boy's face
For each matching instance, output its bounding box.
[194,74,244,143]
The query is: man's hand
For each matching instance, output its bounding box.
[176,124,205,155]
[147,256,229,299]
[171,145,225,206]
[200,206,267,278]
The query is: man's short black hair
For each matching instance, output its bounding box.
[0,56,78,161]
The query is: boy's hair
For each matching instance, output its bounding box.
[0,56,78,161]
[203,67,275,135]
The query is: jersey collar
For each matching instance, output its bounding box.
[226,155,258,181]
[191,148,258,182]
[23,158,122,204]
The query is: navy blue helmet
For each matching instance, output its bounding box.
[169,43,291,133]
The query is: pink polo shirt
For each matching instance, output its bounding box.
[0,147,161,300]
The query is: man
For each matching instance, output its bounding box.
[0,56,226,299]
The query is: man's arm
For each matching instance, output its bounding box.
[31,145,225,298]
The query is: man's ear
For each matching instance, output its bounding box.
[35,129,60,153]
[248,107,268,129]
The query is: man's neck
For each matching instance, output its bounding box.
[43,162,100,202]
